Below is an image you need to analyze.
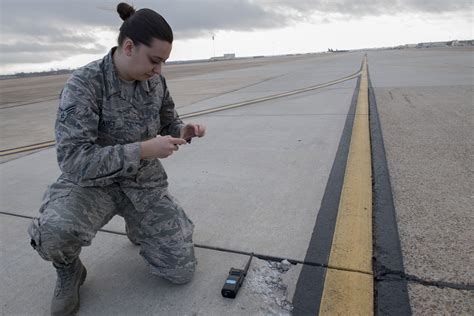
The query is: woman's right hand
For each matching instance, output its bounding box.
[140,135,187,159]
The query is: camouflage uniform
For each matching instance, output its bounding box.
[28,47,196,284]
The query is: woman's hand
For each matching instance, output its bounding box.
[180,123,206,142]
[140,135,187,159]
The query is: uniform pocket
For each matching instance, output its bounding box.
[39,183,73,213]
[98,97,125,139]
[99,111,124,133]
[164,194,194,242]
[137,192,194,245]
[49,182,73,200]
[135,159,167,185]
[177,214,194,243]
[142,98,161,138]
[146,115,160,138]
[27,218,50,261]
[28,218,41,249]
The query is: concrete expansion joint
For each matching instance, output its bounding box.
[1,210,372,276]
[373,260,474,291]
[3,210,372,278]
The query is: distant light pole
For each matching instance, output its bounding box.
[211,33,216,58]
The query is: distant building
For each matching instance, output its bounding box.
[450,40,474,46]
[414,40,473,48]
[210,53,236,61]
[416,41,450,48]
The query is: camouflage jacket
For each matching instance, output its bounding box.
[55,47,184,188]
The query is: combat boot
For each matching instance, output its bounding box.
[51,258,87,316]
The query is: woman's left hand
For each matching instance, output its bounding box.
[180,123,206,142]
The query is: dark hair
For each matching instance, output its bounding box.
[117,2,173,47]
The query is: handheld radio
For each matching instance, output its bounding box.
[221,253,254,299]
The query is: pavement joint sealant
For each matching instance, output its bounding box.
[368,67,412,315]
[2,210,472,293]
[373,263,474,291]
[0,211,372,275]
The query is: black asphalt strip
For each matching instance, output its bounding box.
[368,70,412,315]
[291,75,360,315]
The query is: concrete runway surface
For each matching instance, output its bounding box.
[1,47,473,315]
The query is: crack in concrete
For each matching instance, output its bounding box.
[374,262,474,291]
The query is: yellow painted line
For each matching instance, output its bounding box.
[319,56,373,315]
[0,69,361,157]
[0,140,56,157]
[180,70,361,118]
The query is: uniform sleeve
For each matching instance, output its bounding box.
[158,76,184,138]
[55,76,141,185]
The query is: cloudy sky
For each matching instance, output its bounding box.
[1,0,472,74]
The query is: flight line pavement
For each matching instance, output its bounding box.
[0,47,472,315]
[0,52,359,163]
[1,52,363,315]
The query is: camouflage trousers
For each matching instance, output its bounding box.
[27,181,196,284]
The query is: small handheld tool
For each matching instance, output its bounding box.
[221,253,253,299]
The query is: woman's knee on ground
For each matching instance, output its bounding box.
[141,243,197,285]
[160,261,196,285]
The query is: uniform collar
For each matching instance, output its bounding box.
[103,47,121,98]
[104,47,154,98]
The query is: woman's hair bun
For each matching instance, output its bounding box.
[117,2,136,21]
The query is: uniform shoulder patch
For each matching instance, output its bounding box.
[58,105,77,122]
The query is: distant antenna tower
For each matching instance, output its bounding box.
[211,32,216,58]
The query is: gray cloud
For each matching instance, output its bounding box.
[402,0,473,13]
[2,1,470,36]
[1,0,472,67]
[1,50,105,65]
[155,1,289,38]
[3,23,99,48]
[268,0,473,16]
[1,41,108,64]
